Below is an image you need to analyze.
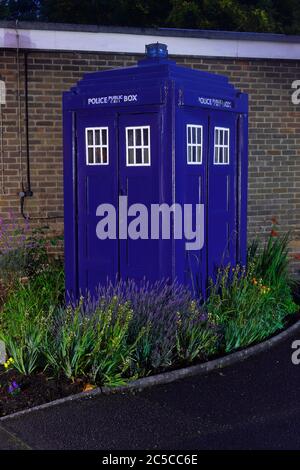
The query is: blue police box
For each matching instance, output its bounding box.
[63,43,248,298]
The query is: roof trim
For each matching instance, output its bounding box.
[0,21,300,43]
[0,21,300,60]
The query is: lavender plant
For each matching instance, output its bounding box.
[81,278,216,376]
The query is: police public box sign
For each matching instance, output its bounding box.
[198,96,233,109]
[87,94,138,105]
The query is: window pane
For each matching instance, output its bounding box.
[214,146,218,164]
[87,130,93,145]
[102,147,108,164]
[196,127,201,144]
[143,148,149,164]
[143,128,149,145]
[196,146,202,163]
[191,146,195,163]
[136,129,142,146]
[88,147,94,164]
[224,147,229,164]
[215,128,219,145]
[187,146,192,163]
[219,147,224,164]
[95,147,101,164]
[136,148,142,164]
[187,126,191,144]
[94,130,100,146]
[192,127,197,144]
[102,129,107,145]
[128,129,134,147]
[128,148,134,165]
[220,130,225,145]
[223,130,228,145]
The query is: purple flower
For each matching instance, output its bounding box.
[8,381,20,395]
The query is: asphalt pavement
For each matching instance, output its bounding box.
[0,329,300,450]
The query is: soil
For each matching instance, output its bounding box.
[0,368,82,418]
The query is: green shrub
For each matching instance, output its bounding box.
[0,266,64,333]
[175,301,220,363]
[206,231,297,353]
[0,266,64,374]
[43,297,144,386]
[43,304,96,381]
[248,231,293,288]
[89,299,144,386]
[0,316,49,375]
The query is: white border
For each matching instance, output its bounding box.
[1,27,300,60]
[186,124,203,165]
[213,127,230,165]
[126,126,151,167]
[85,127,109,165]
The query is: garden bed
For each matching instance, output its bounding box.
[1,310,299,419]
[0,218,299,418]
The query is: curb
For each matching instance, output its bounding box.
[1,318,300,422]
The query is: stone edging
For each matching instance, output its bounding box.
[1,318,300,422]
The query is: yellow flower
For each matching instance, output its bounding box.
[3,357,14,369]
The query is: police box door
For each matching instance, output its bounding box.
[77,110,161,293]
[77,110,118,293]
[207,111,238,279]
[118,112,161,282]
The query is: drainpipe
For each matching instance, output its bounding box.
[16,29,63,221]
[19,49,33,219]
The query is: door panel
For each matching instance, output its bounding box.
[77,111,118,294]
[180,110,209,296]
[118,113,160,282]
[207,111,237,280]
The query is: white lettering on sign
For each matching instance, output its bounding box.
[198,96,232,109]
[87,94,138,106]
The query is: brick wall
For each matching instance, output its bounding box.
[0,49,300,272]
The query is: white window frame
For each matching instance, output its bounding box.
[214,127,230,165]
[85,127,109,165]
[126,126,151,167]
[186,124,203,165]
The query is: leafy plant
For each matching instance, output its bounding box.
[206,227,297,353]
[1,319,48,375]
[89,298,144,386]
[43,304,96,381]
[175,302,220,363]
[0,266,64,375]
[44,297,143,386]
[0,266,64,335]
[248,229,292,288]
